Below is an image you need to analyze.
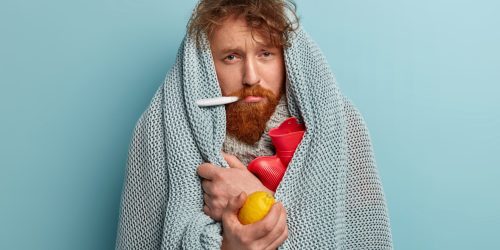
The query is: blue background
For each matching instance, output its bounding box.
[1,0,499,249]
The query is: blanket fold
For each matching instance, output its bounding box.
[116,27,393,249]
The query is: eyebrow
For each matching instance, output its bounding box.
[218,44,276,55]
[219,47,244,54]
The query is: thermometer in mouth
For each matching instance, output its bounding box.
[196,96,239,107]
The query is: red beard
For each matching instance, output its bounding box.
[225,85,281,145]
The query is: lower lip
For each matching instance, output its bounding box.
[243,96,264,103]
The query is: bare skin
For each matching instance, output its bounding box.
[197,153,275,221]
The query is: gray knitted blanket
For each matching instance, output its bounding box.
[115,27,393,249]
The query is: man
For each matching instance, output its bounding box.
[116,0,393,249]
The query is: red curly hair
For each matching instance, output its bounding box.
[188,0,299,48]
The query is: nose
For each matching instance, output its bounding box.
[243,58,261,86]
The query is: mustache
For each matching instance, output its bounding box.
[228,85,277,99]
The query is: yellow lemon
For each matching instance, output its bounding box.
[238,191,275,225]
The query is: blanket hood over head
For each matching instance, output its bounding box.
[116,27,393,249]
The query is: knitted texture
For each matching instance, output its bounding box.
[115,27,393,249]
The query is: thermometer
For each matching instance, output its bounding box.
[196,96,239,107]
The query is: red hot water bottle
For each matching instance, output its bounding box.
[247,117,305,192]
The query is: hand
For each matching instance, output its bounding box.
[197,152,274,221]
[221,192,289,250]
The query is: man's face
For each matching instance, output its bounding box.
[210,15,286,145]
[210,15,285,100]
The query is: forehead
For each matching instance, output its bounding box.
[210,15,273,50]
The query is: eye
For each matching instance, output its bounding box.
[259,50,274,59]
[262,51,272,57]
[223,54,240,63]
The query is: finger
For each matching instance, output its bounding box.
[197,163,219,180]
[204,202,223,221]
[203,192,219,210]
[201,179,214,195]
[250,202,283,239]
[222,192,247,225]
[222,152,246,169]
[266,224,289,250]
[203,192,212,205]
[263,205,288,248]
[203,204,211,215]
[226,192,247,212]
[204,192,226,214]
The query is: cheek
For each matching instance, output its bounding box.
[215,64,242,96]
[263,61,286,94]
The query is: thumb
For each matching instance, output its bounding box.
[222,152,246,169]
